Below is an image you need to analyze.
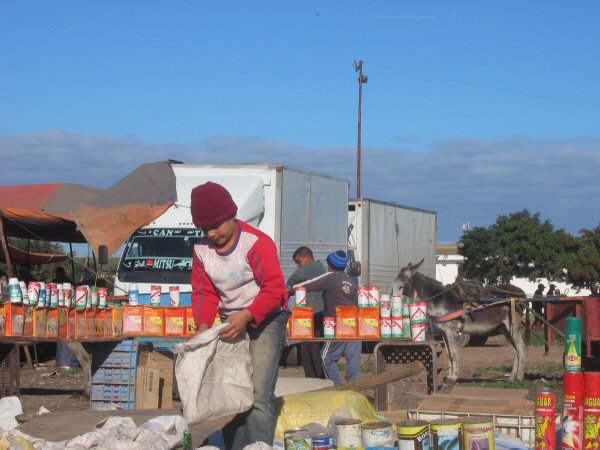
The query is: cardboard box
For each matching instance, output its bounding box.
[135,366,161,409]
[336,306,358,338]
[0,303,25,336]
[290,307,314,339]
[58,307,69,338]
[93,309,105,337]
[184,306,197,335]
[69,309,87,338]
[164,307,185,336]
[358,307,380,338]
[138,347,174,409]
[123,306,143,336]
[104,306,123,337]
[33,307,48,337]
[46,308,59,337]
[23,305,34,336]
[417,386,535,416]
[143,306,164,336]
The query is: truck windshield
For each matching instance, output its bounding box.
[117,228,204,283]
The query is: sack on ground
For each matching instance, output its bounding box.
[174,323,253,424]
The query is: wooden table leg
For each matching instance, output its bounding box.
[66,342,92,397]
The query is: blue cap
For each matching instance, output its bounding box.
[327,250,348,271]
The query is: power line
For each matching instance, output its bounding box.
[364,61,600,110]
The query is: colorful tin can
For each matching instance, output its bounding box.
[535,389,556,450]
[380,317,392,338]
[323,317,335,338]
[90,286,99,308]
[583,371,600,450]
[98,287,108,308]
[368,286,380,307]
[75,286,87,309]
[150,285,162,306]
[285,429,312,450]
[391,296,403,316]
[312,432,333,449]
[63,282,72,307]
[380,294,391,317]
[430,419,461,450]
[295,287,307,307]
[398,419,430,450]
[562,371,584,450]
[564,317,582,372]
[128,283,139,305]
[361,421,394,447]
[358,286,369,308]
[391,317,403,337]
[169,285,180,306]
[462,416,495,450]
[335,419,362,448]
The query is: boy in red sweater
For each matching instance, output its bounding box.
[190,182,289,450]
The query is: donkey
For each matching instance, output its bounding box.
[393,260,526,383]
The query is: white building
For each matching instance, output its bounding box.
[436,243,591,297]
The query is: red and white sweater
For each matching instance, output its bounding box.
[191,220,288,328]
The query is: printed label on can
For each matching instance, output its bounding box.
[295,287,307,307]
[391,317,403,337]
[324,317,335,338]
[462,417,495,450]
[368,286,380,307]
[380,294,391,317]
[380,317,392,337]
[358,287,369,308]
[583,394,600,450]
[398,420,430,450]
[392,296,403,316]
[430,420,461,450]
[169,286,180,306]
[535,390,556,450]
[150,285,162,306]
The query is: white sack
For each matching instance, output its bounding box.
[174,323,254,425]
[0,396,23,432]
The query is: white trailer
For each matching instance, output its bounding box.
[113,163,349,305]
[348,198,437,295]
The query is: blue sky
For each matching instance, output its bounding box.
[1,1,599,242]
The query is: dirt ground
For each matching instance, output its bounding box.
[15,336,564,415]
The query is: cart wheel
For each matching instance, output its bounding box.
[469,335,488,347]
[456,331,470,348]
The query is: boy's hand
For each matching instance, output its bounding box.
[220,309,253,340]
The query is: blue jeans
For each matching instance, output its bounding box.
[320,341,362,385]
[223,310,289,450]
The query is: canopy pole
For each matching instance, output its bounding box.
[0,217,14,278]
[69,242,75,286]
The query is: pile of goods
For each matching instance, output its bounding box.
[284,416,498,450]
[534,316,600,450]
[0,279,199,338]
[290,285,427,341]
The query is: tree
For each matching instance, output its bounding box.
[563,225,600,290]
[459,210,567,285]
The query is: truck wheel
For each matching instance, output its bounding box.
[456,331,470,348]
[469,335,488,346]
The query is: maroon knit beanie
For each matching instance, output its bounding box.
[190,182,238,228]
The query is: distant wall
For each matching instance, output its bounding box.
[435,253,591,297]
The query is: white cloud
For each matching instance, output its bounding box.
[1,131,599,241]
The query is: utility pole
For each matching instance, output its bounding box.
[355,60,368,198]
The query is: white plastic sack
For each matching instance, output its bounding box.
[0,396,23,432]
[174,323,254,425]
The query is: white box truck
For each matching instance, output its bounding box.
[113,163,349,305]
[347,198,437,295]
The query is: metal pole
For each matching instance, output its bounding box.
[355,60,367,199]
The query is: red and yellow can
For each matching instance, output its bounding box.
[535,389,556,450]
[562,371,584,450]
[583,372,600,450]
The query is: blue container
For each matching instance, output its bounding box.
[56,342,80,369]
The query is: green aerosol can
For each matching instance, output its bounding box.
[564,317,582,372]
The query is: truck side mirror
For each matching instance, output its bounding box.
[347,261,361,277]
[98,245,109,265]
